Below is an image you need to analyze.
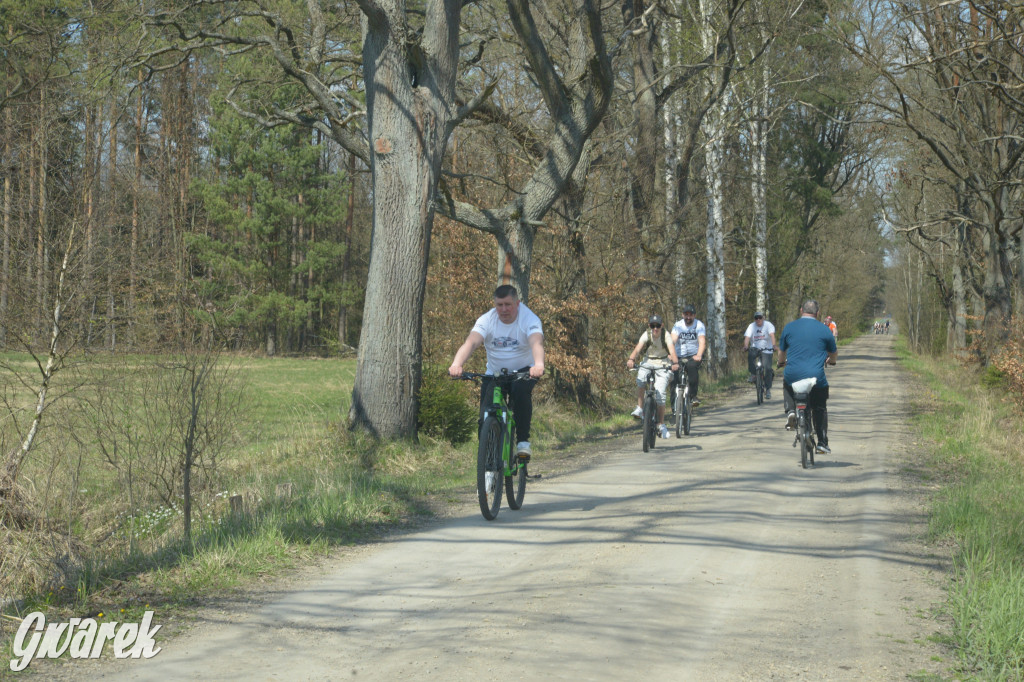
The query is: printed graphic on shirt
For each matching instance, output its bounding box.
[672,319,706,357]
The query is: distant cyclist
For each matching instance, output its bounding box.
[885,319,890,334]
[671,304,706,406]
[825,315,837,339]
[449,285,545,461]
[743,312,776,399]
[778,300,837,455]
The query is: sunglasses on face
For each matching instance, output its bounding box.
[650,324,662,329]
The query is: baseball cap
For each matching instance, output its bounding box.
[648,314,663,327]
[682,304,696,314]
[754,312,764,319]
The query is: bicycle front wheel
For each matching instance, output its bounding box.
[477,417,504,519]
[675,385,685,438]
[755,368,764,405]
[642,394,656,452]
[798,415,810,469]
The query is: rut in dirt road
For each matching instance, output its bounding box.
[68,333,949,681]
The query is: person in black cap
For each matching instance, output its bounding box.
[626,314,680,438]
[742,312,777,399]
[670,305,706,406]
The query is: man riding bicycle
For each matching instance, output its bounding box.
[448,285,545,461]
[627,315,680,439]
[777,299,837,455]
[743,312,776,399]
[671,305,706,406]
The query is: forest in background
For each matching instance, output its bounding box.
[2,1,1023,529]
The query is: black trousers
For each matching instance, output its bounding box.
[783,382,829,447]
[680,357,701,399]
[479,369,537,443]
[746,348,774,389]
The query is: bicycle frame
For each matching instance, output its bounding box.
[481,378,521,477]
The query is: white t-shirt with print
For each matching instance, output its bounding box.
[672,318,706,358]
[744,320,776,350]
[472,304,544,375]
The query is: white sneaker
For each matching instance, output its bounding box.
[516,441,532,462]
[630,406,643,419]
[659,424,669,439]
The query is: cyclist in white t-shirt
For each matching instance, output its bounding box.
[743,312,776,399]
[671,304,706,406]
[449,285,545,461]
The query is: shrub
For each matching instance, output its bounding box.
[990,316,1024,408]
[417,366,477,444]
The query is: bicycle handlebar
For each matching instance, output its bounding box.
[455,370,534,382]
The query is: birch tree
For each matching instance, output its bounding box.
[697,0,734,378]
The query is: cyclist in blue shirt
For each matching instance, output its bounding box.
[777,299,837,455]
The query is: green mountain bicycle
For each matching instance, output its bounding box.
[457,370,537,520]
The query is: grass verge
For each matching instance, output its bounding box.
[895,337,1024,680]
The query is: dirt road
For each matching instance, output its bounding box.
[82,333,949,680]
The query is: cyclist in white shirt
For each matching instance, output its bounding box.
[449,285,545,461]
[743,312,776,399]
[671,304,706,406]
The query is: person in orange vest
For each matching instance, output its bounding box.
[825,315,837,339]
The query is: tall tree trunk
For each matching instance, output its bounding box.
[981,225,1012,345]
[699,0,731,378]
[749,58,770,318]
[1,94,10,347]
[622,0,665,291]
[553,142,593,404]
[36,87,48,344]
[339,150,356,348]
[349,0,461,439]
[703,112,728,377]
[131,70,144,347]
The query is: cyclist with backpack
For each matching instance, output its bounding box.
[626,315,680,439]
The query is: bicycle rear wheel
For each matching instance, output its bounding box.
[642,393,656,452]
[798,413,810,469]
[477,417,504,519]
[505,459,527,510]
